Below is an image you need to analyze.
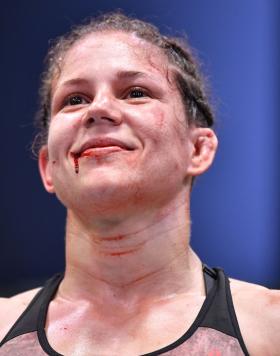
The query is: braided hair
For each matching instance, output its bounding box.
[33,11,215,156]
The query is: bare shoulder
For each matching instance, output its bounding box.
[229,277,280,356]
[0,287,41,342]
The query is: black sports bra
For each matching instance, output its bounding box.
[0,265,250,355]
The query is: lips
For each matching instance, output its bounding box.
[74,137,134,157]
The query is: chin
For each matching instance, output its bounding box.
[56,178,137,213]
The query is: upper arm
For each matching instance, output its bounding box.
[262,289,280,346]
[0,297,14,341]
[230,280,280,356]
[250,288,280,355]
[0,288,41,342]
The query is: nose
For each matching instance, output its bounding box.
[82,91,122,128]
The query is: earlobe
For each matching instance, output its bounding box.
[186,127,218,176]
[38,146,55,193]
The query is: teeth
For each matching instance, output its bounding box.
[75,138,134,157]
[82,145,119,152]
[80,146,123,157]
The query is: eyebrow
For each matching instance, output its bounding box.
[59,78,89,88]
[115,70,148,80]
[59,70,150,88]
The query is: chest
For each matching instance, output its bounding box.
[45,297,204,355]
[0,327,245,356]
[41,300,246,356]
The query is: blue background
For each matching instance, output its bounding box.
[1,0,279,295]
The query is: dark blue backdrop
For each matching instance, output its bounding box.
[1,0,279,295]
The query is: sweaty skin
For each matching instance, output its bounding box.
[0,32,279,356]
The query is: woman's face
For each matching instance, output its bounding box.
[39,31,200,216]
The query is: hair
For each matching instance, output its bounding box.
[33,11,215,156]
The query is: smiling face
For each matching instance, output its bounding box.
[39,31,217,218]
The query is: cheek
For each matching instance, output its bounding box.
[149,106,187,151]
[151,108,165,130]
[47,115,79,157]
[131,106,168,143]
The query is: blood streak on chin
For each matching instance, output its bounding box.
[70,152,79,174]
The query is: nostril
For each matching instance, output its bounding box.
[83,115,121,126]
[87,117,95,124]
[106,117,118,124]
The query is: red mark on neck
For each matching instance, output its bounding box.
[104,235,125,241]
[92,235,125,245]
[107,248,138,256]
[70,152,79,174]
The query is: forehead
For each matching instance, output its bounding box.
[57,31,171,83]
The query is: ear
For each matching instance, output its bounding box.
[38,146,55,193]
[186,127,218,176]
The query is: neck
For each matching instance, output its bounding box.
[59,196,205,310]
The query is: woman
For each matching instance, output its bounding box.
[0,12,279,356]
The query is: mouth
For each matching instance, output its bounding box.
[80,146,124,158]
[72,137,135,158]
